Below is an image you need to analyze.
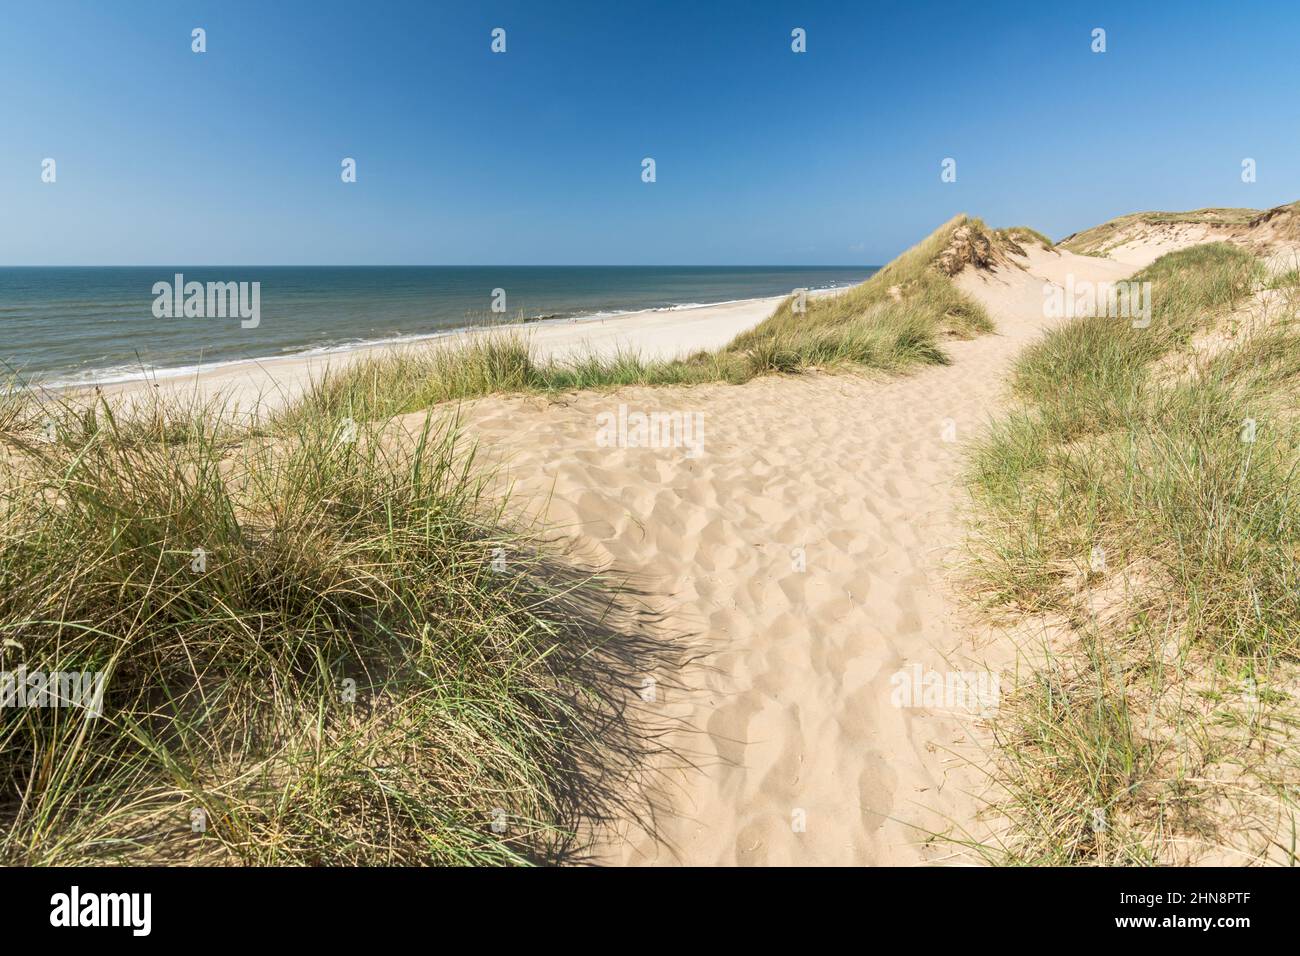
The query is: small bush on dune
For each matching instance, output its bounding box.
[999,226,1054,250]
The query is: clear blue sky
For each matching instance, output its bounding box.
[3,0,1298,265]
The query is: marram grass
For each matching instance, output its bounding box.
[963,242,1300,865]
[0,395,670,865]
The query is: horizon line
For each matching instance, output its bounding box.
[0,263,882,269]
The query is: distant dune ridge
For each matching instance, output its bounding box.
[1058,200,1300,266]
[3,201,1297,866]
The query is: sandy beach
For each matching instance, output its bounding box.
[90,288,849,413]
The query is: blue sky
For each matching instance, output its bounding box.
[3,0,1298,265]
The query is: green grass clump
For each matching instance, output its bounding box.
[964,242,1299,864]
[0,372,42,441]
[998,226,1054,250]
[283,333,754,424]
[0,396,666,865]
[1268,268,1300,291]
[735,214,993,346]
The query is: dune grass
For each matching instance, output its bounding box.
[0,372,42,441]
[964,242,1300,864]
[733,213,993,346]
[0,393,669,865]
[1268,268,1300,291]
[997,226,1054,250]
[283,216,993,425]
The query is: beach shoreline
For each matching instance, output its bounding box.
[75,285,853,413]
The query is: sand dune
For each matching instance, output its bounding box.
[1059,200,1300,269]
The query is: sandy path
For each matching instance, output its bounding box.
[449,246,1137,864]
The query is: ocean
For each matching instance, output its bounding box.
[0,266,877,387]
